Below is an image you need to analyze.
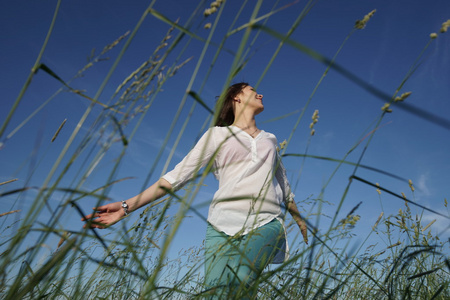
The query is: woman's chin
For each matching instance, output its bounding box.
[255,106,264,115]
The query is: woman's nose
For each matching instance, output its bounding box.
[256,94,263,99]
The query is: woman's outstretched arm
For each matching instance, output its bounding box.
[287,200,308,245]
[82,178,172,229]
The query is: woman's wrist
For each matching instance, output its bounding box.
[121,200,129,216]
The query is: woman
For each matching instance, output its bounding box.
[83,82,308,298]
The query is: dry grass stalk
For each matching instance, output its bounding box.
[51,118,67,142]
[0,178,18,186]
[56,231,72,249]
[0,210,21,218]
[422,219,436,232]
[387,241,402,249]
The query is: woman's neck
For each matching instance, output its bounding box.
[232,120,257,130]
[232,112,257,130]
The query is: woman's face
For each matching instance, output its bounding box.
[237,85,264,114]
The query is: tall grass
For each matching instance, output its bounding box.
[1,1,449,299]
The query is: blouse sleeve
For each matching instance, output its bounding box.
[162,128,217,190]
[274,152,295,204]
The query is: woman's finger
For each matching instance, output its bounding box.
[83,219,106,229]
[81,214,93,221]
[82,212,102,221]
[298,222,308,244]
[93,206,108,212]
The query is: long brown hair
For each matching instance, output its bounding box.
[214,82,248,127]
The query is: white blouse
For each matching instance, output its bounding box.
[162,126,294,263]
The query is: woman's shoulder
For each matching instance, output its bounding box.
[261,130,277,140]
[210,125,236,135]
[207,126,228,134]
[211,126,228,131]
[201,126,233,140]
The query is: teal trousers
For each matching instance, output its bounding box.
[204,218,284,299]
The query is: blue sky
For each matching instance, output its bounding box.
[1,0,449,278]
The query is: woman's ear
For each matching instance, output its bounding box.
[234,98,241,103]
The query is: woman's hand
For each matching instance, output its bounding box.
[82,202,125,229]
[296,218,308,245]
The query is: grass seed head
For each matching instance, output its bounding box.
[394,91,412,102]
[312,109,319,121]
[204,1,223,17]
[340,214,361,229]
[440,19,450,33]
[309,110,319,135]
[204,8,212,16]
[372,212,384,230]
[408,179,415,192]
[401,92,412,100]
[430,32,438,39]
[381,103,392,113]
[355,9,376,29]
